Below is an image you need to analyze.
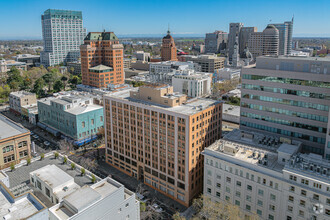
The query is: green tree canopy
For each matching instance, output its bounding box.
[53,80,64,92]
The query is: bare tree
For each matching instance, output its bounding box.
[190,194,259,220]
[79,157,98,172]
[58,139,75,154]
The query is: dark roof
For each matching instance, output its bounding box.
[84,32,119,41]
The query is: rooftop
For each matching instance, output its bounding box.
[10,91,35,97]
[258,55,330,62]
[0,183,46,220]
[0,115,29,140]
[205,129,302,172]
[30,165,74,189]
[84,32,119,41]
[105,88,220,115]
[89,64,113,71]
[222,104,240,117]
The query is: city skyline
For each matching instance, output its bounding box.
[0,0,330,40]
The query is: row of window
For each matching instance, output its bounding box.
[242,93,329,111]
[242,83,330,100]
[242,74,330,88]
[241,111,327,133]
[241,102,328,122]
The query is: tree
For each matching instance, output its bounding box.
[91,174,96,183]
[69,75,80,88]
[42,72,56,92]
[53,80,64,92]
[27,158,31,166]
[33,78,45,98]
[69,67,75,74]
[54,152,59,159]
[10,163,15,171]
[7,67,23,91]
[40,153,44,160]
[81,168,86,176]
[191,194,259,220]
[63,156,67,164]
[173,212,186,220]
[61,76,68,91]
[71,163,76,170]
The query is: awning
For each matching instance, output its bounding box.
[74,135,98,147]
[37,122,47,129]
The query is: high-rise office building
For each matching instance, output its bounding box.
[228,23,243,61]
[270,18,294,55]
[248,25,279,59]
[161,30,177,61]
[104,84,222,206]
[80,32,124,88]
[178,54,225,73]
[240,56,330,158]
[205,31,228,54]
[239,27,257,56]
[40,9,86,67]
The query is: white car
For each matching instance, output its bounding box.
[150,203,163,213]
[33,135,39,139]
[44,141,50,146]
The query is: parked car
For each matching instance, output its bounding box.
[44,141,50,146]
[150,203,163,213]
[33,135,39,139]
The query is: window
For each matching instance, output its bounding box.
[258,189,264,196]
[288,206,293,212]
[299,210,304,217]
[235,191,241,198]
[301,190,307,196]
[246,195,251,202]
[288,196,294,202]
[226,177,231,183]
[246,205,251,211]
[207,188,211,194]
[289,175,297,181]
[257,209,262,216]
[269,204,275,211]
[300,200,305,207]
[216,192,220,198]
[235,200,240,206]
[257,200,263,207]
[45,187,50,197]
[247,185,252,191]
[82,121,85,128]
[301,179,309,185]
[269,215,274,220]
[313,194,319,201]
[216,183,221,188]
[236,181,241,187]
[270,194,276,201]
[91,119,94,125]
[289,186,295,192]
[226,187,230,193]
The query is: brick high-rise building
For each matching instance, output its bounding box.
[80,31,124,88]
[161,30,177,61]
[104,84,222,206]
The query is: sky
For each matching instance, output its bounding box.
[0,0,329,39]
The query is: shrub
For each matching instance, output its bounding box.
[10,163,15,171]
[81,168,86,176]
[91,174,96,183]
[40,153,45,160]
[27,158,31,166]
[54,152,59,159]
[63,156,67,164]
[71,163,75,170]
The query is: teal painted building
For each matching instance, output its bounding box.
[38,95,104,142]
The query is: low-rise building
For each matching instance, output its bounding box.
[131,60,150,71]
[178,54,225,73]
[203,129,330,220]
[49,177,140,220]
[67,61,81,76]
[0,115,31,169]
[0,60,27,73]
[172,69,212,98]
[38,94,104,145]
[134,51,150,62]
[222,104,240,124]
[0,181,48,220]
[15,54,40,67]
[123,58,132,69]
[215,68,241,82]
[9,91,37,115]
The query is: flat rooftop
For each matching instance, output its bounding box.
[206,129,302,172]
[105,88,221,116]
[258,55,330,62]
[65,104,103,115]
[10,91,35,97]
[0,185,46,220]
[222,104,240,117]
[0,115,29,140]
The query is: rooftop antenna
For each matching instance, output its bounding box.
[292,14,294,23]
[167,23,170,34]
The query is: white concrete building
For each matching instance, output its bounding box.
[30,165,81,204]
[49,178,140,220]
[203,129,330,220]
[222,104,240,124]
[134,51,150,62]
[172,69,212,98]
[0,181,49,220]
[215,68,241,82]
